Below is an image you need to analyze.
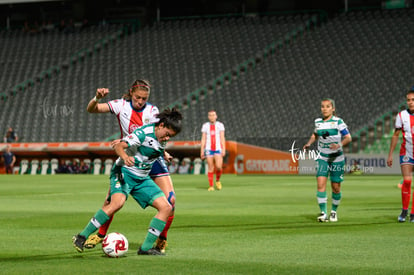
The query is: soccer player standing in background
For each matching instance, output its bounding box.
[303,98,352,222]
[200,110,226,191]
[84,79,175,253]
[387,87,414,222]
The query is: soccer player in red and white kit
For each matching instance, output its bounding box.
[388,87,414,222]
[200,110,226,191]
[84,79,174,252]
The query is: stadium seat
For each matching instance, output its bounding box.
[193,158,203,175]
[168,158,179,174]
[83,158,91,174]
[1,11,412,151]
[0,14,314,143]
[50,158,59,175]
[92,158,102,175]
[40,159,50,175]
[19,159,29,175]
[30,159,39,175]
[104,159,114,175]
[182,157,192,174]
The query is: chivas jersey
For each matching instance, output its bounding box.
[201,121,225,151]
[108,99,159,138]
[395,109,414,158]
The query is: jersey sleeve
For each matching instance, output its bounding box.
[107,99,125,115]
[395,112,403,129]
[123,128,146,147]
[201,123,208,133]
[313,118,320,135]
[218,122,225,132]
[338,119,350,136]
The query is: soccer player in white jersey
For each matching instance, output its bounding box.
[200,110,226,191]
[387,87,414,222]
[303,98,352,222]
[84,80,175,252]
[73,108,183,255]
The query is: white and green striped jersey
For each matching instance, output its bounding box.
[314,116,349,162]
[115,124,166,178]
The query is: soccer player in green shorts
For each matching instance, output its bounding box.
[72,108,182,255]
[303,98,352,222]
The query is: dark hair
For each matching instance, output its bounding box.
[155,108,183,134]
[406,86,414,96]
[122,79,151,100]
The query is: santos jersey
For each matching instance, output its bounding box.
[115,124,166,178]
[395,109,414,158]
[314,116,349,162]
[108,99,159,138]
[201,121,225,151]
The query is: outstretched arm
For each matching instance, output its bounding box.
[86,88,111,113]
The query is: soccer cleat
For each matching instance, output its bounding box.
[72,234,86,253]
[398,215,406,222]
[329,211,338,222]
[410,214,414,223]
[398,210,408,223]
[208,186,214,191]
[215,181,222,190]
[317,212,328,222]
[84,234,104,249]
[137,246,165,256]
[154,237,168,253]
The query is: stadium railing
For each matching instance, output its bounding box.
[349,100,407,154]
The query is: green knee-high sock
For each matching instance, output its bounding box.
[80,209,110,238]
[332,192,342,212]
[141,218,166,251]
[317,191,327,213]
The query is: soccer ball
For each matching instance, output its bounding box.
[102,232,129,258]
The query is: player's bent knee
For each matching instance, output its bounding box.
[111,202,124,213]
[160,203,173,217]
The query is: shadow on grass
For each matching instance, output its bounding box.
[0,249,108,262]
[172,217,396,232]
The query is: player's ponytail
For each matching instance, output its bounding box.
[156,108,183,134]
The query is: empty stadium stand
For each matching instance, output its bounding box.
[178,8,414,151]
[1,9,413,153]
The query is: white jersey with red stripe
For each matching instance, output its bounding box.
[107,99,159,137]
[396,109,414,158]
[201,121,225,151]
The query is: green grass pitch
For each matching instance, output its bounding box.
[0,174,412,274]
